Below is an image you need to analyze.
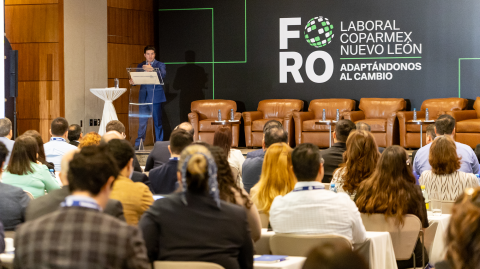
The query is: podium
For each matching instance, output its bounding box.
[127,67,164,150]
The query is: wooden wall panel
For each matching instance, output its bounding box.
[5,4,59,43]
[6,0,57,5]
[11,43,59,81]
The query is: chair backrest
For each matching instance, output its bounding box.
[154,261,225,269]
[360,213,421,260]
[191,100,237,120]
[359,98,405,119]
[258,210,269,229]
[257,99,304,119]
[269,233,352,256]
[308,99,355,119]
[24,190,34,200]
[420,98,467,119]
[424,221,438,258]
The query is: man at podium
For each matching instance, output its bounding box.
[130,46,166,148]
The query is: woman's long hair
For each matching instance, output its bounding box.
[210,146,252,208]
[213,127,232,157]
[337,130,380,194]
[429,135,461,175]
[7,135,39,175]
[22,130,48,166]
[252,142,296,213]
[445,187,480,269]
[355,146,417,225]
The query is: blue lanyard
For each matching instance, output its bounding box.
[169,157,179,161]
[61,198,102,211]
[50,137,66,142]
[292,185,325,192]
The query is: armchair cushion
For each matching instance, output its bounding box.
[191,99,237,120]
[359,98,405,119]
[309,99,355,119]
[302,120,332,132]
[420,98,467,119]
[199,119,221,132]
[457,119,480,133]
[257,99,304,118]
[357,119,387,132]
[252,118,284,132]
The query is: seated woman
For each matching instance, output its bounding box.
[419,136,479,201]
[78,132,101,148]
[210,146,262,242]
[213,127,245,188]
[139,145,253,269]
[250,142,296,216]
[23,130,55,171]
[355,146,429,269]
[436,187,480,269]
[2,135,60,198]
[331,130,380,199]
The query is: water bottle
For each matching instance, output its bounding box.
[336,109,340,121]
[114,78,119,88]
[230,109,234,121]
[413,108,417,121]
[322,109,326,121]
[330,183,337,193]
[49,169,56,179]
[425,108,429,121]
[421,185,429,210]
[218,110,222,121]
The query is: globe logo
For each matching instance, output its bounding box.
[304,16,334,48]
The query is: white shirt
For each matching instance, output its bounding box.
[269,181,367,244]
[228,149,245,187]
[0,137,15,166]
[43,137,78,171]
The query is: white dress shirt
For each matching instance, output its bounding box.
[269,181,367,244]
[0,137,15,166]
[43,137,78,171]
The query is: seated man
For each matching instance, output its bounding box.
[106,120,142,172]
[411,124,436,167]
[145,122,194,171]
[321,120,356,183]
[0,142,30,231]
[242,127,288,193]
[269,143,367,245]
[43,117,78,171]
[246,120,282,159]
[414,114,480,175]
[149,129,193,194]
[107,139,154,225]
[13,146,150,269]
[0,118,15,165]
[26,149,125,221]
[67,124,82,147]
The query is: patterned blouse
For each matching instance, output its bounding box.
[419,170,479,201]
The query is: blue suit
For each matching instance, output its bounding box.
[136,60,166,147]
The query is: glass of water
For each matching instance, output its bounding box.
[430,190,442,216]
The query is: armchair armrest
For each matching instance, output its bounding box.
[293,112,315,145]
[386,111,399,147]
[343,111,365,122]
[446,110,477,122]
[242,111,264,126]
[234,112,242,121]
[188,112,199,141]
[397,111,425,147]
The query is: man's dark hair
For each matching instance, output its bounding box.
[68,145,119,195]
[435,114,456,135]
[263,120,283,133]
[51,117,69,136]
[106,139,135,170]
[68,124,82,141]
[356,122,371,132]
[335,120,356,143]
[106,120,125,134]
[0,142,9,166]
[170,129,193,154]
[292,143,321,181]
[174,122,194,136]
[0,118,12,137]
[265,127,288,148]
[426,124,436,140]
[144,46,156,54]
[7,135,38,175]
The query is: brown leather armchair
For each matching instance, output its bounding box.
[397,98,467,148]
[343,98,406,147]
[188,99,242,147]
[293,99,355,148]
[242,99,304,147]
[447,97,480,148]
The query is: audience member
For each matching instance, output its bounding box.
[23,130,55,171]
[0,118,15,165]
[250,142,296,216]
[302,242,368,269]
[242,127,288,193]
[214,127,245,187]
[419,136,479,201]
[139,145,254,269]
[331,130,380,198]
[13,146,150,269]
[210,146,262,242]
[413,114,479,175]
[270,143,366,244]
[43,117,78,171]
[0,142,30,231]
[105,120,142,172]
[411,124,436,163]
[26,149,125,222]
[321,120,356,183]
[67,124,82,147]
[0,221,4,253]
[78,131,101,148]
[436,187,480,269]
[3,135,60,198]
[149,129,193,194]
[145,122,194,171]
[246,120,283,159]
[355,146,429,269]
[107,139,153,225]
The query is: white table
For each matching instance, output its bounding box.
[90,87,127,135]
[428,213,451,264]
[254,256,306,269]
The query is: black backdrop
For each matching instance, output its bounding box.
[156,0,480,143]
